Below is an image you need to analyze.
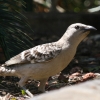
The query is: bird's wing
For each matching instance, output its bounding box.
[3,42,62,66]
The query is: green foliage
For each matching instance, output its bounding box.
[0,0,34,60]
[10,98,17,100]
[21,89,26,95]
[23,0,33,11]
[62,0,100,12]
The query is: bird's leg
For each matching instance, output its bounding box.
[18,77,34,97]
[38,78,48,92]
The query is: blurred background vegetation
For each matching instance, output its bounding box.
[23,0,100,13]
[0,0,100,63]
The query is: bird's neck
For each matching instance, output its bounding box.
[58,32,83,49]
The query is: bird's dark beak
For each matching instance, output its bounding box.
[85,26,97,31]
[82,25,97,33]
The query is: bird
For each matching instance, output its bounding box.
[0,23,96,97]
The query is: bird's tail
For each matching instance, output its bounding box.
[0,64,14,76]
[0,65,6,75]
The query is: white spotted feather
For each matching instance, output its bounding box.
[3,42,62,66]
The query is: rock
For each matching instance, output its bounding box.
[29,79,100,100]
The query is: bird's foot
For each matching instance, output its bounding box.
[25,89,34,98]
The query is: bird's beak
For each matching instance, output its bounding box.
[82,25,97,33]
[85,26,97,31]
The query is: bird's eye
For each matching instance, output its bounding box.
[75,25,80,30]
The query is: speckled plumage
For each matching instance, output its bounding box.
[3,42,62,66]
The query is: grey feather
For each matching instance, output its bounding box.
[3,42,62,66]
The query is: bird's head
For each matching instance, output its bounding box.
[63,23,97,45]
[67,23,96,38]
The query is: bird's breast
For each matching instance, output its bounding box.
[31,47,76,79]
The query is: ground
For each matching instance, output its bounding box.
[0,33,100,100]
